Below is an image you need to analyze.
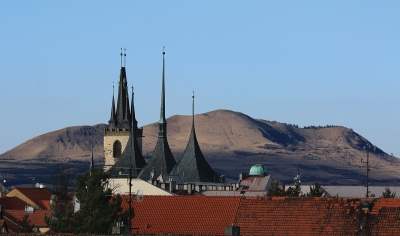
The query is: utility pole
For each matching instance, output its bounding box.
[129,164,132,234]
[361,148,370,197]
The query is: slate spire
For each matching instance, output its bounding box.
[158,49,167,137]
[170,92,220,182]
[115,48,131,129]
[108,84,116,128]
[107,87,146,177]
[138,49,176,180]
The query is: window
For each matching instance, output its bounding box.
[113,140,122,158]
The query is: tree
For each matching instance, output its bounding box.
[267,178,285,196]
[45,168,126,233]
[72,168,126,234]
[51,162,72,203]
[21,215,35,233]
[382,187,396,198]
[308,182,324,197]
[285,179,301,197]
[45,162,74,232]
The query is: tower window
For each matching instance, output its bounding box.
[113,140,122,158]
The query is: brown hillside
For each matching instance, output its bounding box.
[1,110,399,185]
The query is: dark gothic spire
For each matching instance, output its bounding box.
[158,49,167,137]
[138,49,176,180]
[115,48,131,129]
[131,87,138,128]
[170,92,220,183]
[107,87,146,177]
[108,83,116,128]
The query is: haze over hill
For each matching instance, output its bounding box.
[1,110,398,186]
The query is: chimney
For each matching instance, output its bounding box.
[168,180,176,193]
[225,224,240,236]
[220,174,226,183]
[187,184,192,195]
[239,173,247,181]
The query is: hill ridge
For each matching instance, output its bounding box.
[1,109,398,185]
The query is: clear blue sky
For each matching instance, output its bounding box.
[1,1,399,157]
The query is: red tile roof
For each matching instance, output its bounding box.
[368,198,400,235]
[121,195,241,235]
[6,188,54,210]
[4,209,51,232]
[0,197,29,210]
[235,197,361,236]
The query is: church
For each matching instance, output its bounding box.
[103,49,220,188]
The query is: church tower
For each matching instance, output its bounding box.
[138,50,176,180]
[104,49,144,172]
[170,92,220,182]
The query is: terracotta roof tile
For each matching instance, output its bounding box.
[121,195,240,235]
[5,209,51,228]
[0,197,29,210]
[6,188,54,210]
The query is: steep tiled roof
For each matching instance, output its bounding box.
[4,209,51,232]
[234,197,361,236]
[6,188,54,209]
[367,198,400,235]
[0,197,28,210]
[170,95,220,183]
[121,195,241,235]
[240,175,270,191]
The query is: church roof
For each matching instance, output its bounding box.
[170,93,219,183]
[109,49,131,129]
[138,50,176,180]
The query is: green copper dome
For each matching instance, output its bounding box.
[249,164,267,176]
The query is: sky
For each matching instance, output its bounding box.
[1,1,399,157]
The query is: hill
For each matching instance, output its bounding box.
[1,110,398,186]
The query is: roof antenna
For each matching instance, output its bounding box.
[124,48,127,67]
[120,48,123,68]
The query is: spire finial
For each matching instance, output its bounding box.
[192,91,195,129]
[120,48,123,68]
[113,82,114,97]
[124,48,127,67]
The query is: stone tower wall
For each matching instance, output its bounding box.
[103,128,130,172]
[103,128,144,172]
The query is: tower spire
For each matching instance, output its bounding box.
[170,92,219,182]
[138,48,177,180]
[120,48,123,68]
[108,82,116,128]
[131,86,138,128]
[158,48,167,137]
